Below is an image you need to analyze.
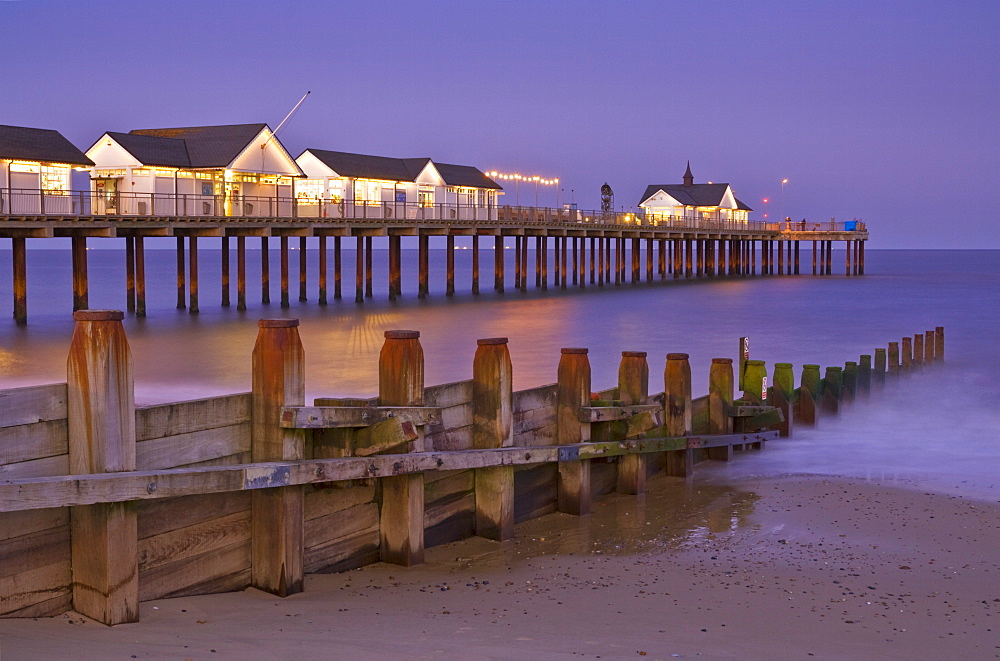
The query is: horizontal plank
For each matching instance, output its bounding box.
[136,393,250,442]
[424,425,473,452]
[0,419,67,466]
[136,423,250,470]
[305,484,376,521]
[0,454,68,479]
[305,502,379,550]
[513,407,556,435]
[514,424,556,447]
[176,451,251,469]
[0,507,68,542]
[304,527,379,575]
[138,491,251,539]
[424,469,474,502]
[578,404,661,422]
[424,380,473,408]
[0,383,67,428]
[138,510,250,572]
[0,561,71,616]
[0,432,779,512]
[439,402,473,431]
[139,539,250,602]
[512,384,557,413]
[281,406,441,429]
[0,525,70,579]
[3,591,71,618]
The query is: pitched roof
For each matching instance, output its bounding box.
[638,183,733,208]
[735,197,753,211]
[304,149,430,182]
[434,163,502,190]
[0,124,93,166]
[107,131,191,168]
[128,124,268,168]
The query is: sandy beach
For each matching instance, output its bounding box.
[0,472,996,661]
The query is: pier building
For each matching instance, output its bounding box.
[0,124,93,215]
[638,162,752,224]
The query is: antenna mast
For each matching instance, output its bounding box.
[260,90,311,169]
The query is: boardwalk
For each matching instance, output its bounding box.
[0,193,868,323]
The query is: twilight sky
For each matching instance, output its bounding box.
[1,0,996,248]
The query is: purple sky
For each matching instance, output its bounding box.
[2,0,996,248]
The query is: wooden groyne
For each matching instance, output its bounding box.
[0,209,867,323]
[0,315,934,625]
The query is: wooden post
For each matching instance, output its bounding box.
[845,240,851,276]
[825,241,833,275]
[616,351,649,494]
[574,237,580,286]
[708,358,734,461]
[859,241,866,275]
[646,238,655,281]
[251,319,305,597]
[473,338,514,541]
[794,241,800,274]
[935,326,944,362]
[261,237,270,304]
[772,362,794,438]
[188,236,199,314]
[664,352,693,477]
[365,236,373,298]
[237,236,247,310]
[514,236,522,290]
[597,236,605,286]
[495,235,504,292]
[125,235,135,313]
[718,239,726,277]
[684,239,693,278]
[175,236,185,310]
[298,236,307,302]
[418,234,429,297]
[873,348,887,389]
[520,235,528,291]
[334,235,342,300]
[472,234,480,294]
[446,234,455,295]
[924,330,935,364]
[69,235,90,312]
[812,240,817,275]
[379,330,425,565]
[541,236,549,289]
[777,239,785,274]
[221,235,230,307]
[820,366,842,416]
[561,235,568,289]
[67,310,138,625]
[659,238,666,279]
[355,235,364,303]
[843,361,857,406]
[12,236,27,324]
[913,333,924,370]
[797,364,821,426]
[742,360,768,405]
[858,355,872,398]
[557,347,592,515]
[901,337,912,375]
[318,235,327,304]
[135,236,146,318]
[887,342,899,381]
[280,236,290,308]
[388,234,401,300]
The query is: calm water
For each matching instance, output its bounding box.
[0,247,997,499]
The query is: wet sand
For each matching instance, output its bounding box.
[1,474,997,660]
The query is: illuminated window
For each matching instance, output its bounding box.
[195,172,213,180]
[9,162,39,174]
[296,179,324,200]
[177,171,194,178]
[132,169,149,177]
[96,169,126,178]
[354,180,382,205]
[40,165,69,194]
[155,169,174,177]
[418,186,434,207]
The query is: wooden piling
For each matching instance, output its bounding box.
[664,353,693,477]
[924,330,935,363]
[355,235,364,303]
[365,236,373,298]
[446,235,455,295]
[334,236,342,300]
[188,236,199,314]
[418,234,429,297]
[260,237,270,304]
[520,236,528,291]
[494,236,504,292]
[472,234,480,294]
[318,235,327,304]
[708,358,735,459]
[617,351,650,494]
[389,234,401,300]
[473,338,514,541]
[175,236,185,310]
[251,319,305,597]
[135,236,146,317]
[913,334,923,370]
[873,348,887,389]
[935,326,944,361]
[772,362,794,437]
[887,342,899,380]
[590,237,597,283]
[901,337,912,375]
[685,239,693,278]
[797,364,821,426]
[820,366,842,416]
[124,236,135,313]
[298,237,307,302]
[12,237,27,324]
[221,236,230,307]
[237,236,247,310]
[557,348,592,515]
[843,361,857,406]
[858,355,872,398]
[67,310,138,625]
[379,330,425,565]
[280,236,290,308]
[659,238,666,279]
[742,360,768,405]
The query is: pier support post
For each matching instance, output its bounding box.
[708,358,735,460]
[473,338,514,541]
[554,236,561,287]
[125,236,135,313]
[535,236,542,288]
[557,347,592,515]
[797,364,821,426]
[298,237,307,302]
[334,236,342,300]
[772,362,794,437]
[616,351,649,494]
[188,236,199,314]
[495,236,504,292]
[135,236,146,318]
[845,240,851,276]
[237,236,247,310]
[632,237,641,282]
[379,330,425,565]
[825,241,833,275]
[794,241,800,274]
[597,237,605,286]
[873,348,887,389]
[418,234,429,297]
[71,235,89,312]
[561,236,568,289]
[261,237,270,304]
[684,239,693,278]
[221,236,230,307]
[280,236,290,308]
[175,236,185,309]
[777,239,784,274]
[472,234,480,294]
[590,237,597,283]
[664,353,693,477]
[67,310,138,625]
[388,234,401,300]
[514,236,522,290]
[12,237,27,324]
[646,239,655,281]
[318,235,327,304]
[365,236,373,298]
[251,319,305,597]
[859,241,866,275]
[446,235,456,295]
[520,236,528,291]
[355,235,364,303]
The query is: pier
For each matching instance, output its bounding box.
[0,312,935,624]
[0,193,868,323]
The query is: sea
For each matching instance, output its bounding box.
[0,246,997,501]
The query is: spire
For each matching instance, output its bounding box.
[683,161,693,187]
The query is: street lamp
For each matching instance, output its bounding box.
[762,197,769,220]
[780,179,788,221]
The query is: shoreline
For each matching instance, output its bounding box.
[1,473,996,660]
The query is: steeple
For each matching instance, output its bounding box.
[683,161,694,187]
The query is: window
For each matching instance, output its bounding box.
[40,165,69,194]
[176,171,194,178]
[9,162,39,174]
[296,179,324,200]
[132,169,150,177]
[354,180,382,205]
[155,169,174,177]
[418,188,434,207]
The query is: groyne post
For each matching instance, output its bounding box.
[901,337,913,375]
[251,319,305,597]
[616,351,650,494]
[858,355,872,398]
[708,358,734,460]
[820,366,842,416]
[924,330,935,363]
[873,348,887,389]
[913,334,924,371]
[557,347,592,515]
[742,360,768,405]
[888,342,899,381]
[843,361,857,406]
[772,362,794,437]
[67,310,138,625]
[935,327,945,361]
[378,330,425,565]
[473,338,514,541]
[664,353,693,477]
[797,364,821,426]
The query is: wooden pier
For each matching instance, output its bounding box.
[1,203,868,323]
[0,314,934,625]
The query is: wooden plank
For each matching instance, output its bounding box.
[135,393,250,442]
[0,508,68,542]
[304,526,380,575]
[424,490,475,531]
[424,468,474,500]
[514,423,556,446]
[578,404,660,422]
[138,510,250,572]
[136,423,250,470]
[177,451,251,469]
[0,561,71,616]
[138,491,251,539]
[0,454,68,479]
[512,385,557,413]
[591,459,617,497]
[353,418,419,456]
[425,492,475,548]
[139,539,250,602]
[3,591,71,618]
[424,380,473,408]
[0,419,67,466]
[440,402,473,431]
[0,383,67,428]
[424,425,473,452]
[0,525,70,579]
[305,502,379,550]
[513,406,557,433]
[280,406,441,429]
[304,484,375,522]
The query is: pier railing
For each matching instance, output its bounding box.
[0,187,864,233]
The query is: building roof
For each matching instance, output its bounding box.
[127,124,269,168]
[434,162,502,190]
[0,124,93,166]
[735,198,753,211]
[107,132,191,168]
[303,149,430,182]
[638,183,734,208]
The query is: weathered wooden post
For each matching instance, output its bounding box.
[67,310,138,625]
[616,351,649,494]
[742,360,768,405]
[843,361,858,406]
[901,337,913,376]
[913,334,924,371]
[887,342,900,381]
[664,353,693,477]
[388,234,401,300]
[251,319,305,597]
[135,235,146,317]
[935,326,945,362]
[379,330,425,565]
[365,236,374,298]
[298,236,308,302]
[708,358,734,460]
[188,235,199,314]
[72,235,89,311]
[738,337,749,391]
[820,366,842,416]
[12,236,27,324]
[261,236,270,304]
[318,235,327,304]
[772,362,794,437]
[279,236,290,308]
[797,364,821,426]
[557,347,592,515]
[494,236,505,292]
[924,330,935,363]
[858,355,872,398]
[873,348,887,389]
[473,338,514,541]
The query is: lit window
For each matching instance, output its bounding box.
[40,165,69,194]
[132,169,149,177]
[9,162,39,174]
[155,169,174,177]
[176,171,194,178]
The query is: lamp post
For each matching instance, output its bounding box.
[762,197,769,220]
[780,179,788,221]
